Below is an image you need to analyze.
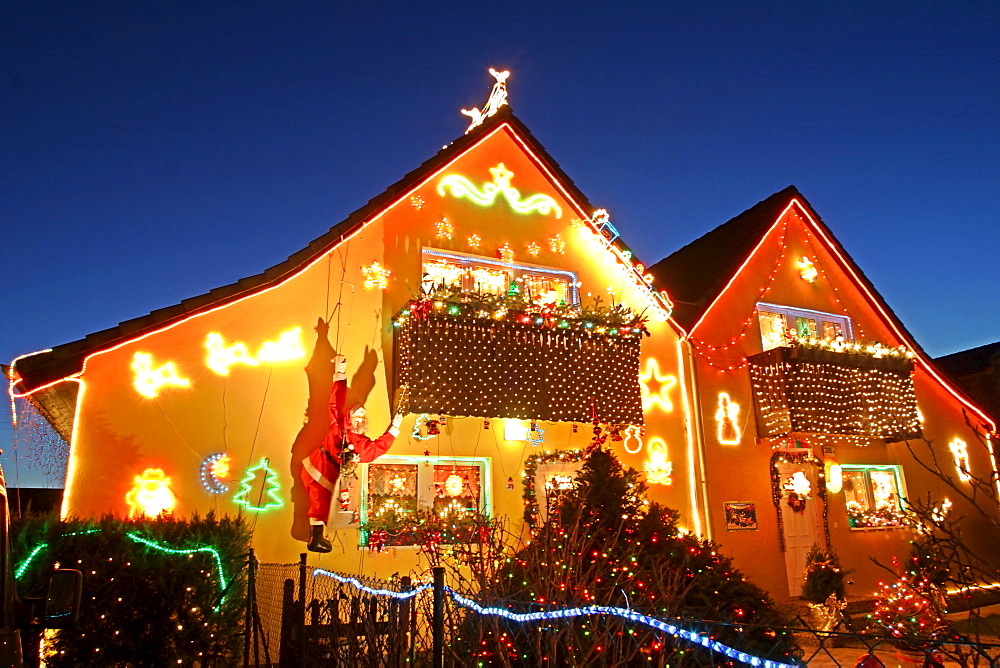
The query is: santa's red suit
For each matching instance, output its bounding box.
[300,377,400,525]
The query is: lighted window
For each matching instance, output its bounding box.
[842,465,907,529]
[757,303,853,351]
[361,456,491,547]
[422,248,578,304]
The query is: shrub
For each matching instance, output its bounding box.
[11,511,250,666]
[801,544,852,603]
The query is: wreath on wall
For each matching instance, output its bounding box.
[786,492,807,513]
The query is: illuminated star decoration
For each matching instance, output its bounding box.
[125,468,176,519]
[461,67,510,133]
[131,352,190,398]
[362,261,391,289]
[643,439,673,485]
[639,358,677,412]
[467,234,482,249]
[437,163,563,218]
[435,218,453,239]
[797,257,818,283]
[548,235,566,254]
[444,474,465,497]
[527,425,545,447]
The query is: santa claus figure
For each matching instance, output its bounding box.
[300,354,403,552]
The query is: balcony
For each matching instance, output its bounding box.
[748,341,921,441]
[393,298,645,424]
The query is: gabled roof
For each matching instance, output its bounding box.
[10,107,656,415]
[935,341,1000,377]
[649,187,996,431]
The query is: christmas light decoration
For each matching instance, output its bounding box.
[526,242,540,256]
[125,468,176,519]
[643,438,673,485]
[527,424,545,447]
[522,449,586,527]
[715,392,742,445]
[461,67,510,133]
[232,458,284,511]
[199,453,231,494]
[842,465,907,529]
[949,438,971,482]
[434,217,453,239]
[409,195,425,209]
[361,261,391,289]
[411,414,434,441]
[824,460,843,494]
[748,342,920,440]
[131,352,190,398]
[445,589,796,668]
[313,568,432,599]
[396,299,645,424]
[125,532,230,609]
[770,449,829,549]
[444,473,465,497]
[797,257,818,282]
[467,234,481,249]
[621,425,643,454]
[639,358,677,413]
[204,327,305,376]
[497,243,515,262]
[437,163,563,218]
[548,235,566,253]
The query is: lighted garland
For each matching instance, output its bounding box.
[394,287,650,339]
[522,449,586,527]
[769,447,829,551]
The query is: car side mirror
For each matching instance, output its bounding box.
[44,569,81,629]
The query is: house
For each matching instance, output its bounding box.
[9,75,998,601]
[649,187,999,598]
[7,81,693,579]
[935,341,1000,426]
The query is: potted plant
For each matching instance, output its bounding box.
[802,544,852,632]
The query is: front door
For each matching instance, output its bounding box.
[777,462,820,597]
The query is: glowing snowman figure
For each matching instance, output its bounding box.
[126,468,176,519]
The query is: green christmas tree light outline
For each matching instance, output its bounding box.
[233,457,284,511]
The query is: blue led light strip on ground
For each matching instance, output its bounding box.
[446,589,796,668]
[313,568,432,600]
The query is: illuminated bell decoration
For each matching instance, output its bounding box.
[362,261,391,290]
[426,418,441,436]
[126,468,176,519]
[444,474,465,497]
[200,453,231,494]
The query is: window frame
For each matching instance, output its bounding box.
[841,464,907,530]
[359,455,493,547]
[422,247,580,305]
[757,302,854,351]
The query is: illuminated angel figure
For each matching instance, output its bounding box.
[715,392,742,445]
[462,68,510,133]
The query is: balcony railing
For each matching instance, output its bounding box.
[748,342,921,441]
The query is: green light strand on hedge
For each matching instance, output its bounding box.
[15,543,48,579]
[14,529,101,580]
[125,531,228,609]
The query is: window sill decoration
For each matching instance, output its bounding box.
[395,289,647,424]
[361,507,494,552]
[846,504,910,530]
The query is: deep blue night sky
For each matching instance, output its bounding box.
[2,2,997,486]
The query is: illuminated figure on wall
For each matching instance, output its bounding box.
[715,393,742,445]
[126,468,176,519]
[299,319,405,553]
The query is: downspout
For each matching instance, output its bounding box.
[677,335,712,541]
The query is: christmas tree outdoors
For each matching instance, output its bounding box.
[448,447,800,665]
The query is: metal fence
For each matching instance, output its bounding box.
[243,554,1000,667]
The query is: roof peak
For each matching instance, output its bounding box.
[461,67,511,134]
